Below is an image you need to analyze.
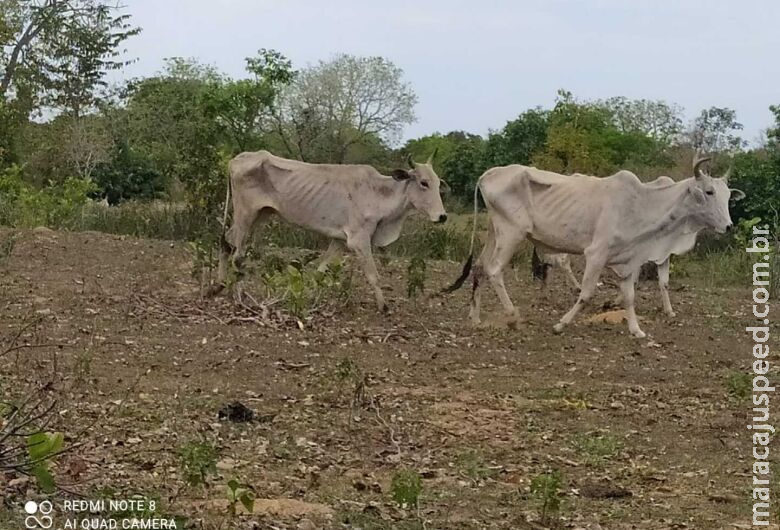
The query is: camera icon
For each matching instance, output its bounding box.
[24,500,53,529]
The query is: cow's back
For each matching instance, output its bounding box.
[228,151,389,240]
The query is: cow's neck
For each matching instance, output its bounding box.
[370,179,413,248]
[631,178,702,259]
[381,180,414,221]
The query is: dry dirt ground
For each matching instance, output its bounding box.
[0,228,776,529]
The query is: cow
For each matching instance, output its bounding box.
[215,150,448,311]
[530,175,708,317]
[444,154,744,338]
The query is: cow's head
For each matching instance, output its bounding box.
[686,153,745,233]
[391,149,448,223]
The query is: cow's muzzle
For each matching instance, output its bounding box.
[436,213,448,224]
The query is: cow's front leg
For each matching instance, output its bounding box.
[554,249,605,333]
[657,258,675,317]
[619,271,645,338]
[347,236,387,312]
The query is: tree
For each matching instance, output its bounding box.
[272,54,417,163]
[531,91,674,176]
[403,131,481,174]
[124,58,222,188]
[482,108,549,167]
[689,106,744,153]
[767,104,780,148]
[202,49,293,153]
[440,136,487,200]
[1,0,139,116]
[91,141,165,204]
[601,97,683,145]
[531,90,617,175]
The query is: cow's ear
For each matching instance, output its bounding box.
[730,188,746,201]
[391,169,411,181]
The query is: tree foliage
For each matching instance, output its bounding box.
[689,106,744,153]
[1,0,140,116]
[271,54,416,163]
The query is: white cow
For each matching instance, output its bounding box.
[215,150,448,311]
[445,155,744,337]
[531,175,710,317]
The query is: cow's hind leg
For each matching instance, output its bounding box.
[657,258,675,317]
[554,247,606,333]
[469,224,497,324]
[559,255,581,291]
[481,219,526,325]
[221,205,271,289]
[317,239,346,273]
[620,270,645,338]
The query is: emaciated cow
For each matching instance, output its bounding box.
[530,175,717,317]
[215,150,448,311]
[445,155,744,337]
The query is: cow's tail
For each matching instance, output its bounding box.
[441,181,481,294]
[530,246,549,283]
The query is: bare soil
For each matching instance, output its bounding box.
[0,228,775,529]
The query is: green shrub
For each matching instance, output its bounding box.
[26,431,64,493]
[0,165,96,228]
[530,470,563,524]
[262,260,351,318]
[394,223,470,261]
[726,371,752,401]
[571,431,623,466]
[179,440,218,487]
[391,469,422,509]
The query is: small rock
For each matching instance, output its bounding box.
[216,458,236,471]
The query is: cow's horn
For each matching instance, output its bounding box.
[427,147,439,165]
[693,152,710,179]
[406,153,415,169]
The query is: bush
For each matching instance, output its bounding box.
[390,469,422,509]
[0,165,96,228]
[91,144,167,204]
[262,260,351,318]
[394,222,471,261]
[530,470,563,525]
[179,440,218,487]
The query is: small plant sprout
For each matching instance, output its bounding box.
[226,479,255,515]
[530,470,563,525]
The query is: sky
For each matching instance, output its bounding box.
[115,0,780,145]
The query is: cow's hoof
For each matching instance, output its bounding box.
[631,329,646,339]
[552,322,565,334]
[380,303,390,314]
[664,311,676,318]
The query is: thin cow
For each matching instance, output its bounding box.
[215,150,448,311]
[445,154,743,337]
[530,175,740,317]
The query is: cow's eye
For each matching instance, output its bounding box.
[705,189,715,196]
[420,180,430,189]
